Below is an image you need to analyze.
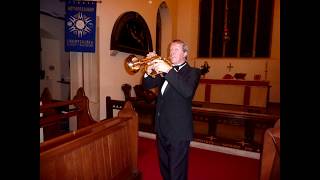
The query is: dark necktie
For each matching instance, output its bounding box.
[173,62,186,72]
[173,65,180,71]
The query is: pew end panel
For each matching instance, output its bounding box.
[260,119,280,180]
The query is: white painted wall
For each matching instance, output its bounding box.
[95,0,178,119]
[41,0,280,121]
[176,0,280,103]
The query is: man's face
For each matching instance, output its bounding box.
[169,42,186,65]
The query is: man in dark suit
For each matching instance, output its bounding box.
[143,40,201,180]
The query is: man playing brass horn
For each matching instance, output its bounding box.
[143,39,201,180]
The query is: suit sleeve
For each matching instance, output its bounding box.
[143,74,163,90]
[165,68,201,99]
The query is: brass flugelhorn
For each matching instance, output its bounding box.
[124,54,172,77]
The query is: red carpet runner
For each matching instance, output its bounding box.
[138,137,260,180]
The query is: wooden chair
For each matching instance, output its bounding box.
[121,83,157,104]
[133,84,157,103]
[121,83,133,101]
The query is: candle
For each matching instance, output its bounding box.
[265,60,268,80]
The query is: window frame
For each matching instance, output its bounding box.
[197,0,274,59]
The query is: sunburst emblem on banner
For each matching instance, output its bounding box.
[67,12,93,38]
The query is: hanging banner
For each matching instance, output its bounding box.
[65,1,96,52]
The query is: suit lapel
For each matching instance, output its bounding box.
[162,82,170,95]
[162,63,190,96]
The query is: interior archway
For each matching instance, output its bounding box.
[156,2,172,57]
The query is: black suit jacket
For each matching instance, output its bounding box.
[143,63,201,141]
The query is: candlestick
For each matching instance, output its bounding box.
[265,60,268,80]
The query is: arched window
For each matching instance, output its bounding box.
[198,0,274,58]
[111,11,153,56]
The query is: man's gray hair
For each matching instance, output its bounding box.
[170,39,189,53]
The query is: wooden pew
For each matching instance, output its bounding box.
[40,88,69,140]
[40,87,96,141]
[40,101,140,180]
[260,119,280,180]
[106,96,279,152]
[191,106,279,152]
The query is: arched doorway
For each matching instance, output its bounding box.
[40,28,70,101]
[156,2,172,57]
